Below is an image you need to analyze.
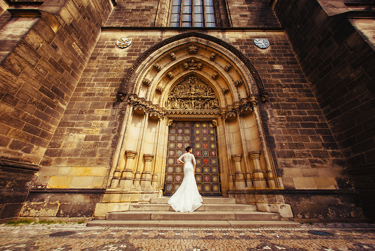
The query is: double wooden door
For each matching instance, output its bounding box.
[163,121,221,196]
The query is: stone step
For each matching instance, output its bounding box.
[106,211,280,221]
[150,197,236,204]
[129,204,257,212]
[87,220,300,228]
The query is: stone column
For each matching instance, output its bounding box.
[228,173,234,190]
[249,151,267,189]
[232,154,246,189]
[141,154,154,190]
[110,169,121,188]
[152,173,158,188]
[133,171,141,190]
[119,150,137,190]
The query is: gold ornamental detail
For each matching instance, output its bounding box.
[165,76,219,110]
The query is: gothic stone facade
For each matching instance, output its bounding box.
[0,0,374,222]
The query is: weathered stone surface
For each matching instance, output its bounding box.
[275,0,375,221]
[20,202,59,217]
[0,0,113,166]
[256,203,293,218]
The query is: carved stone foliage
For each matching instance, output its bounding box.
[167,72,174,79]
[154,63,161,72]
[142,79,151,87]
[225,64,232,72]
[188,44,198,54]
[165,75,219,110]
[222,110,237,121]
[234,79,243,87]
[212,72,219,80]
[183,59,203,71]
[129,95,164,120]
[118,32,268,102]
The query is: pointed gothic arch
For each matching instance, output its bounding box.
[117,32,268,103]
[107,33,281,201]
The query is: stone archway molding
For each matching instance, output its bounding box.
[116,32,268,103]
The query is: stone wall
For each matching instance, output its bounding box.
[227,0,280,28]
[274,0,375,220]
[0,0,10,31]
[0,159,38,221]
[105,0,159,27]
[0,0,113,165]
[0,0,113,220]
[34,30,358,220]
[106,0,279,28]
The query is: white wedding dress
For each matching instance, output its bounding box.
[168,152,203,212]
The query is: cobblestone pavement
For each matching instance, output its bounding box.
[0,223,375,250]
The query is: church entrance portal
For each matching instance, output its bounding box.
[164,121,221,196]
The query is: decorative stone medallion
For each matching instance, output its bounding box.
[254,38,270,49]
[116,38,133,49]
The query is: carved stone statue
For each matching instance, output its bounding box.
[166,75,219,110]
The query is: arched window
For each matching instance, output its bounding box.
[170,0,216,27]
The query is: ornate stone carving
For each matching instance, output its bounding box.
[156,86,164,93]
[118,32,268,103]
[222,87,229,94]
[168,119,174,126]
[183,59,202,71]
[165,75,219,110]
[249,95,258,107]
[149,111,163,120]
[234,79,243,87]
[116,92,126,102]
[128,94,165,119]
[154,63,161,72]
[133,104,146,115]
[142,79,151,87]
[239,103,253,116]
[116,38,132,49]
[212,72,219,80]
[170,52,176,61]
[188,44,198,54]
[224,64,232,72]
[222,110,237,121]
[210,53,216,61]
[260,93,269,102]
[212,119,218,127]
[167,72,174,79]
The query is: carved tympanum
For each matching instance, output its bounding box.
[165,75,219,110]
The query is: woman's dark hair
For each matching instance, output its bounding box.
[185,146,192,152]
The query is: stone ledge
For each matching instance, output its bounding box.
[29,188,106,194]
[228,189,359,195]
[0,158,40,172]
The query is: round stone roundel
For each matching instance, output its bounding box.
[254,38,270,49]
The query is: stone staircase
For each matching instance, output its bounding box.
[87,197,300,228]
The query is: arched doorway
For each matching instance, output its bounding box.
[106,35,282,203]
[163,75,221,196]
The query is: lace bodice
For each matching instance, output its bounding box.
[177,152,196,165]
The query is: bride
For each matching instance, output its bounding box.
[168,146,203,212]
